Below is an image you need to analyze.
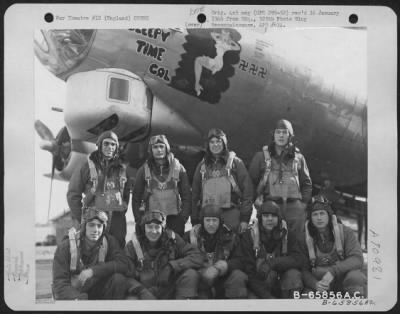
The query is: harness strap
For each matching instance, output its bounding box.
[250,220,260,257]
[332,215,344,260]
[131,227,145,267]
[87,157,98,194]
[119,164,127,192]
[168,229,176,243]
[189,224,201,246]
[69,227,79,272]
[200,161,207,183]
[257,146,272,195]
[226,152,242,197]
[98,237,108,263]
[281,219,288,256]
[171,158,182,208]
[292,155,301,191]
[143,162,152,196]
[304,220,317,268]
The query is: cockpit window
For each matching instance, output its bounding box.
[108,78,130,102]
[34,30,96,76]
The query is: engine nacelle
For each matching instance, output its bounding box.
[64,68,153,143]
[51,126,97,180]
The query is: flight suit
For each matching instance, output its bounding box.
[249,144,312,234]
[52,233,129,300]
[132,154,191,236]
[67,150,131,248]
[228,222,304,299]
[184,224,248,299]
[191,153,253,232]
[125,228,203,299]
[299,222,367,297]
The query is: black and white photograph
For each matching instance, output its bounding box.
[4,4,397,311]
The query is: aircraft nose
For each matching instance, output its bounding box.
[34,30,95,77]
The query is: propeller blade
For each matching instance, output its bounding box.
[34,120,59,154]
[47,155,56,222]
[34,120,55,141]
[39,140,59,154]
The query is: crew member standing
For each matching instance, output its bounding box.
[132,135,191,236]
[191,128,253,233]
[67,131,131,248]
[249,119,312,234]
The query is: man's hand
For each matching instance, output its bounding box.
[315,280,330,292]
[201,266,219,286]
[158,264,174,287]
[78,268,94,285]
[312,266,333,279]
[213,260,228,276]
[239,222,249,233]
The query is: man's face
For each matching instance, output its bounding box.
[203,217,220,235]
[85,218,104,242]
[145,223,163,242]
[101,139,117,159]
[311,210,330,230]
[273,129,290,147]
[151,143,167,159]
[261,213,279,231]
[209,137,224,155]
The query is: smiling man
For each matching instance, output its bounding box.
[132,134,191,236]
[52,207,130,300]
[67,130,131,248]
[125,210,203,299]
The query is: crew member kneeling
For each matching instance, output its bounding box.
[52,207,129,300]
[185,204,248,299]
[299,196,367,298]
[125,210,203,299]
[229,200,304,298]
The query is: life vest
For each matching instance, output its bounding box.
[189,224,231,266]
[68,227,108,272]
[144,158,182,216]
[250,219,288,259]
[87,156,127,212]
[255,146,302,203]
[129,225,176,272]
[304,215,344,268]
[200,151,241,208]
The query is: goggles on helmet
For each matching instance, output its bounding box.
[83,207,108,224]
[149,135,167,146]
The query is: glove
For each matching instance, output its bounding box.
[213,260,228,276]
[201,266,219,286]
[158,264,174,287]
